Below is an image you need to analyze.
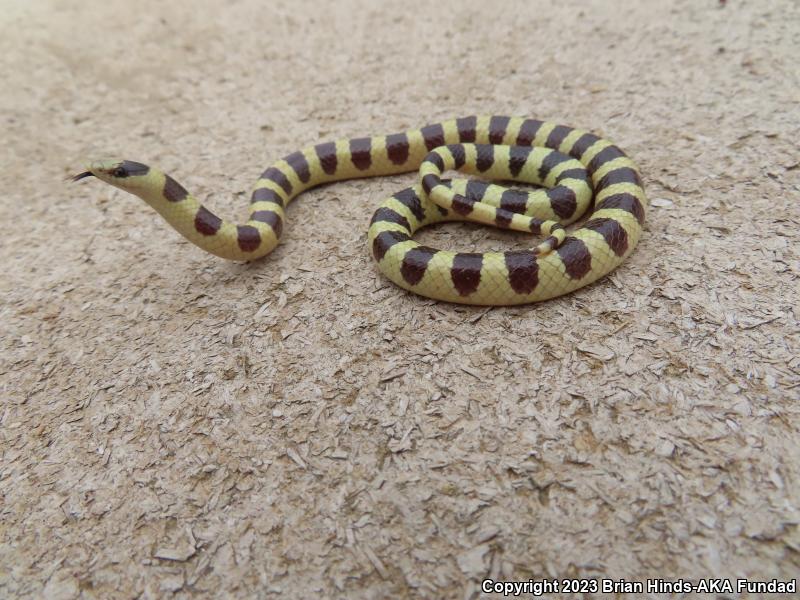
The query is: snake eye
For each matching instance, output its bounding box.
[110,160,149,178]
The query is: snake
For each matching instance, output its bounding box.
[73,116,647,305]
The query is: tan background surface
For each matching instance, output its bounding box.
[2,0,798,598]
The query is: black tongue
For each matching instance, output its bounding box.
[71,171,95,182]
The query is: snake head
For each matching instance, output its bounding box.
[72,159,151,188]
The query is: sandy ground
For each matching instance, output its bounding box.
[1,0,799,598]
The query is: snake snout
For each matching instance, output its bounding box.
[72,159,153,189]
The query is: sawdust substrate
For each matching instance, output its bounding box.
[1,0,798,598]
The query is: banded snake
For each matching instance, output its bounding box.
[74,116,647,305]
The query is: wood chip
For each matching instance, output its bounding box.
[154,546,196,562]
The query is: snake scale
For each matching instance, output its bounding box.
[74,116,647,305]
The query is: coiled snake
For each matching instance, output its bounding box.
[74,116,647,305]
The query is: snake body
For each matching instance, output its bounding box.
[75,116,647,305]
